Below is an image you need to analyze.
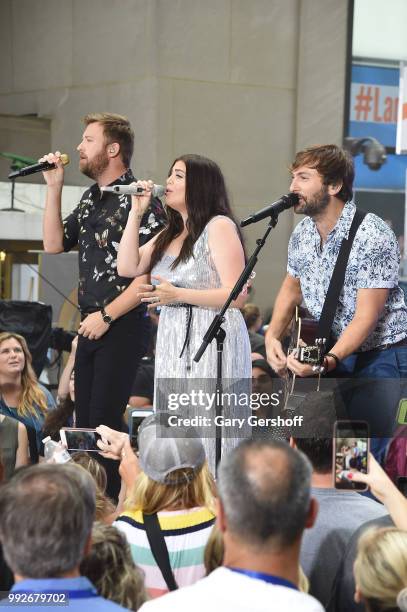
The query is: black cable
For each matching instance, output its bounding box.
[25,262,79,311]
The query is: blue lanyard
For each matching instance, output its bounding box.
[13,589,98,599]
[228,567,299,590]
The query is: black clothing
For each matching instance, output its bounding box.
[75,311,151,430]
[75,309,151,499]
[63,169,166,314]
[130,360,155,404]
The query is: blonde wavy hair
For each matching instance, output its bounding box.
[71,460,116,524]
[80,522,147,611]
[354,527,407,612]
[125,461,216,515]
[0,332,47,417]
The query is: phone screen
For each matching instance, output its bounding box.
[60,428,101,452]
[128,409,154,451]
[333,420,369,491]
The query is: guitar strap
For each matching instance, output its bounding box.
[315,208,366,349]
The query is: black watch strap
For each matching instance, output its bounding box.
[101,307,113,325]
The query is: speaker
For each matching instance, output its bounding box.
[0,300,52,377]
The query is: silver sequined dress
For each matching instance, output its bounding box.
[152,215,251,472]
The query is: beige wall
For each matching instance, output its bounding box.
[0,0,349,311]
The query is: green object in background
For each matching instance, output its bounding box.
[0,151,37,171]
[397,398,407,425]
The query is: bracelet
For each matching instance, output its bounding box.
[325,352,340,370]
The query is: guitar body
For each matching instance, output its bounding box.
[283,307,326,410]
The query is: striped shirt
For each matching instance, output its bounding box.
[114,507,215,598]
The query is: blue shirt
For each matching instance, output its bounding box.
[0,576,128,611]
[287,201,407,351]
[0,384,55,452]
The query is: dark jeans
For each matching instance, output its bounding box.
[75,309,151,498]
[334,344,407,455]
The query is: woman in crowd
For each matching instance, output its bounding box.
[80,522,148,611]
[0,414,30,480]
[97,413,216,598]
[0,332,55,459]
[117,154,251,470]
[353,527,407,612]
[71,452,117,524]
[43,336,77,439]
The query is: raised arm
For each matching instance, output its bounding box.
[41,151,66,253]
[117,181,160,277]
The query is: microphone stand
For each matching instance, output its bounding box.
[1,177,24,212]
[194,210,281,468]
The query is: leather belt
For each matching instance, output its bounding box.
[361,337,407,353]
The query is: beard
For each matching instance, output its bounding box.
[79,149,109,180]
[294,184,330,217]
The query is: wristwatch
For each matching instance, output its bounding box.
[101,307,113,326]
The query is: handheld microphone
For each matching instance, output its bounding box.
[8,154,70,179]
[240,192,299,227]
[101,184,165,198]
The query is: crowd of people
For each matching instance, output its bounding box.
[1,113,407,610]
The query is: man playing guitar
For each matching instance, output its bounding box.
[266,144,407,445]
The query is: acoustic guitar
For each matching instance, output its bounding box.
[283,307,326,410]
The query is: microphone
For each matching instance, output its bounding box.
[101,184,165,198]
[8,154,70,179]
[240,192,299,227]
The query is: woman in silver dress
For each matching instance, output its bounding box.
[117,154,251,471]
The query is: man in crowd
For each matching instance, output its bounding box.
[266,144,407,443]
[290,392,387,608]
[0,463,127,610]
[138,439,323,612]
[41,114,165,494]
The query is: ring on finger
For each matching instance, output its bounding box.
[153,296,160,303]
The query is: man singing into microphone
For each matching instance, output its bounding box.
[266,144,407,446]
[41,113,165,474]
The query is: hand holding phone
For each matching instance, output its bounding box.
[333,420,369,491]
[60,428,101,452]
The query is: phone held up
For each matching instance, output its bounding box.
[333,420,369,491]
[128,408,154,451]
[60,427,101,452]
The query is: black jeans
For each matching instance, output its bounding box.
[75,309,151,429]
[75,309,151,498]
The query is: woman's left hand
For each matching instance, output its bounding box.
[138,275,181,308]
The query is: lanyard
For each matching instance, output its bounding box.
[227,567,299,590]
[13,589,98,599]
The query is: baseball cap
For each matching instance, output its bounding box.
[138,412,206,485]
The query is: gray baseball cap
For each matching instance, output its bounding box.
[138,412,206,485]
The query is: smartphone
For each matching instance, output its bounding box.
[60,427,101,452]
[333,420,369,491]
[397,398,407,425]
[128,408,154,451]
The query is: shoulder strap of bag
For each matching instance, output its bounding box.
[143,512,178,591]
[316,208,366,344]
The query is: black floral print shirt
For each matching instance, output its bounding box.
[62,169,166,314]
